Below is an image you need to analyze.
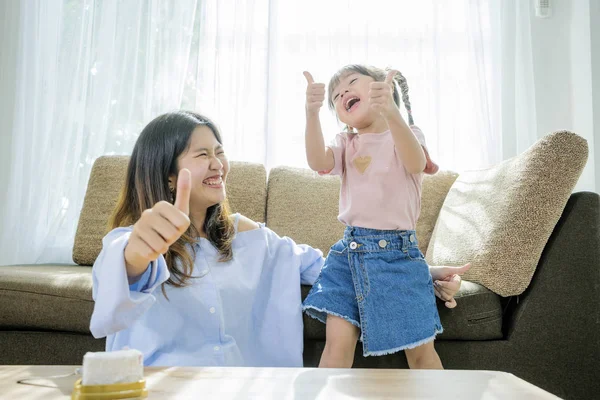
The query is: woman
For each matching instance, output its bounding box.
[90,110,468,367]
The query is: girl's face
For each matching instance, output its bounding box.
[172,125,229,210]
[330,72,380,129]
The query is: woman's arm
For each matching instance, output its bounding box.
[90,227,170,338]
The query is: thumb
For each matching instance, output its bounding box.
[303,71,315,85]
[174,168,192,216]
[456,263,472,276]
[445,298,458,309]
[385,70,398,85]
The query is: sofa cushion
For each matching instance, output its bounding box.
[0,331,105,365]
[419,171,459,253]
[0,264,93,334]
[426,131,588,296]
[1,267,502,340]
[302,280,503,341]
[266,167,344,255]
[225,161,267,223]
[72,156,128,266]
[266,167,457,255]
[73,157,267,265]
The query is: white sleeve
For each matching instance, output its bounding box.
[297,243,325,285]
[89,227,170,338]
[263,226,325,285]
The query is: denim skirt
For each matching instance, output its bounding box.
[303,226,443,356]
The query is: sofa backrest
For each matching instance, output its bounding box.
[72,156,267,265]
[265,166,459,255]
[73,155,458,264]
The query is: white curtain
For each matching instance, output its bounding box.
[0,0,200,264]
[185,0,499,169]
[495,0,539,160]
[4,0,594,266]
[190,0,500,170]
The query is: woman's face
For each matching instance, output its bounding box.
[172,125,229,211]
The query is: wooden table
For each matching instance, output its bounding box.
[0,365,560,399]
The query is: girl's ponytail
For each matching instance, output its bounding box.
[393,72,414,126]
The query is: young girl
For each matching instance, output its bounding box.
[302,65,454,369]
[90,110,465,367]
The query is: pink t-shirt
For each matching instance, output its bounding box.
[322,126,427,230]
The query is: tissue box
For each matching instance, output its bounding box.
[81,349,144,386]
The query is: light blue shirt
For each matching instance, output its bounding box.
[90,215,324,367]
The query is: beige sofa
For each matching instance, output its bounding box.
[1,132,599,399]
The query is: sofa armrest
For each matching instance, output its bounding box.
[504,191,599,392]
[506,191,599,337]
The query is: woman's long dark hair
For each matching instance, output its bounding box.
[110,111,235,290]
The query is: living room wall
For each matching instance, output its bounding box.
[513,0,597,192]
[591,0,600,192]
